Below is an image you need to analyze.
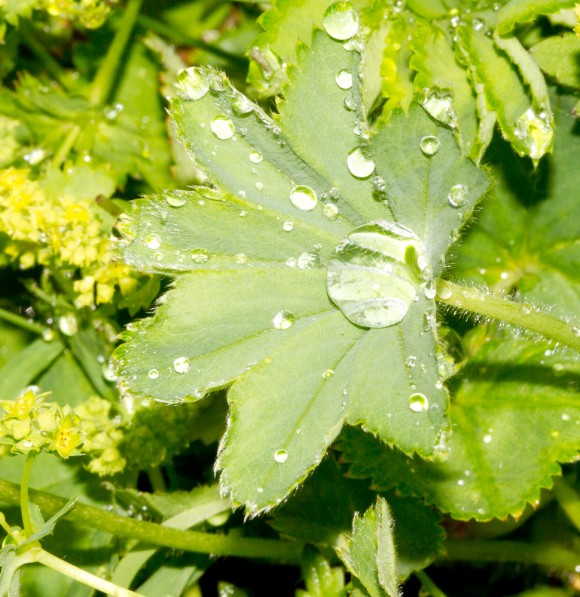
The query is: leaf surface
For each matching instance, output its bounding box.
[530,34,580,91]
[496,0,577,34]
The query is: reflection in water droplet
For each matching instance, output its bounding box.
[322,369,335,379]
[173,357,191,374]
[273,310,295,330]
[327,221,430,328]
[290,185,317,211]
[408,392,429,412]
[249,150,263,164]
[422,89,457,128]
[448,184,468,208]
[210,116,235,140]
[420,136,440,156]
[283,221,294,232]
[148,368,159,380]
[191,249,209,263]
[336,69,353,90]
[145,234,161,249]
[274,449,288,463]
[514,106,553,161]
[166,194,187,207]
[322,1,360,41]
[175,67,209,101]
[323,203,340,220]
[347,147,375,179]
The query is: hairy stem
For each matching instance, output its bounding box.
[34,548,143,597]
[443,539,579,571]
[436,280,580,352]
[20,454,36,536]
[0,307,46,336]
[552,477,580,533]
[0,479,303,564]
[88,0,144,107]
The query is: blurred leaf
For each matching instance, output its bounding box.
[496,0,577,35]
[530,34,580,90]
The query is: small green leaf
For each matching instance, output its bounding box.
[530,34,580,90]
[336,497,399,597]
[496,0,577,35]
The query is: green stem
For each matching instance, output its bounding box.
[147,467,167,493]
[19,20,70,90]
[0,511,15,537]
[415,570,447,597]
[34,547,144,597]
[436,280,580,353]
[0,479,303,564]
[20,454,36,536]
[0,307,46,336]
[552,477,580,533]
[443,539,579,572]
[138,15,248,67]
[51,125,81,168]
[88,0,144,107]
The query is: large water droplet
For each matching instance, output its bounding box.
[514,106,553,161]
[408,392,429,412]
[145,234,161,249]
[274,449,288,463]
[210,116,235,140]
[322,1,360,41]
[420,135,440,156]
[327,221,431,328]
[347,147,375,179]
[290,185,317,211]
[448,184,468,208]
[175,67,210,101]
[273,310,295,330]
[336,69,353,90]
[173,357,191,374]
[422,89,457,128]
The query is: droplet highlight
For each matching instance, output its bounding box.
[145,234,161,250]
[173,357,191,374]
[273,310,295,330]
[290,185,317,211]
[420,136,440,156]
[408,392,429,413]
[274,449,288,463]
[448,184,468,208]
[249,150,263,164]
[347,147,375,179]
[336,69,353,90]
[210,116,235,140]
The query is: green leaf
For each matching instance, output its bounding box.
[297,546,345,597]
[496,0,577,35]
[336,497,399,597]
[530,34,580,90]
[116,20,490,513]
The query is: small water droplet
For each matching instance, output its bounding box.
[406,355,417,368]
[23,147,46,165]
[323,202,340,220]
[329,187,340,200]
[290,185,317,211]
[148,368,159,379]
[274,449,288,463]
[273,310,295,330]
[521,303,532,315]
[422,89,457,128]
[232,94,254,114]
[191,249,209,264]
[173,357,191,374]
[58,313,78,336]
[420,135,440,156]
[249,150,263,164]
[297,251,320,269]
[239,210,249,217]
[282,221,294,232]
[436,284,452,300]
[457,479,465,486]
[472,17,485,31]
[234,253,248,264]
[448,184,468,208]
[145,234,161,249]
[322,1,360,41]
[257,487,264,493]
[344,96,355,111]
[255,182,264,191]
[322,369,335,379]
[483,434,493,444]
[347,147,375,179]
[175,67,210,101]
[210,116,235,140]
[166,194,187,207]
[408,392,429,413]
[424,280,437,299]
[336,69,353,90]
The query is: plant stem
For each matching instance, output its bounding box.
[20,454,36,536]
[415,570,447,597]
[19,20,71,90]
[88,0,144,107]
[436,280,580,353]
[0,306,46,336]
[147,467,167,493]
[34,547,144,597]
[552,477,580,533]
[52,124,81,168]
[0,479,303,564]
[443,539,579,572]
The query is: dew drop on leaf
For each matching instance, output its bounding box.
[448,184,468,208]
[166,194,187,207]
[290,185,317,211]
[297,251,320,269]
[232,94,255,115]
[234,253,248,264]
[422,89,457,128]
[58,313,78,336]
[327,221,431,328]
[322,1,360,41]
[249,150,263,164]
[322,369,335,379]
[347,147,375,179]
[274,449,288,463]
[191,249,209,263]
[148,368,159,380]
[336,69,353,90]
[483,434,493,444]
[145,234,161,249]
[408,392,429,413]
[420,135,440,156]
[173,357,191,374]
[273,310,295,330]
[323,202,340,220]
[405,355,417,368]
[514,107,553,161]
[174,67,210,101]
[210,116,235,140]
[282,221,294,232]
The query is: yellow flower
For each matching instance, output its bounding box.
[0,388,37,418]
[52,412,83,458]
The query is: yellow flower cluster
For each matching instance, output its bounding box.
[45,0,117,29]
[0,387,84,458]
[0,167,136,308]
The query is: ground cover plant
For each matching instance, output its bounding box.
[0,0,579,595]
